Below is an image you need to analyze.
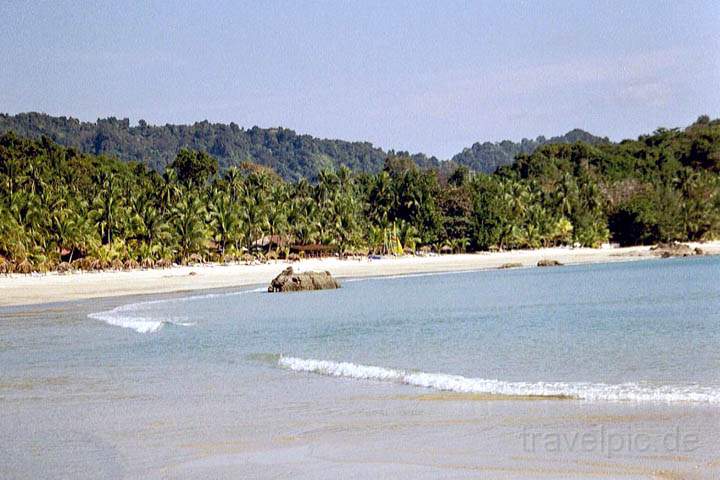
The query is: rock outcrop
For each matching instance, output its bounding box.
[537,259,563,267]
[268,267,340,292]
[498,262,523,269]
[651,242,698,258]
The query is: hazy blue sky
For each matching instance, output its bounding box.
[1,1,718,158]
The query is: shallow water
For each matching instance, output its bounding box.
[2,256,719,478]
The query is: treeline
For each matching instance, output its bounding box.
[0,112,428,181]
[0,112,604,180]
[0,116,718,273]
[451,128,609,173]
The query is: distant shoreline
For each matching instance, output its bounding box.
[1,242,718,308]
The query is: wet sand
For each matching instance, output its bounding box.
[154,389,720,480]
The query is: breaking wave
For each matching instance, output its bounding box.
[88,287,266,333]
[278,356,720,404]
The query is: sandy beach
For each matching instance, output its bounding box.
[3,244,720,479]
[1,242,718,307]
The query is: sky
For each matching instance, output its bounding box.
[1,0,718,158]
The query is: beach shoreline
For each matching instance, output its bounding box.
[3,243,720,479]
[1,242,718,307]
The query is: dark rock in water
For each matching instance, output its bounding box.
[268,267,340,292]
[537,259,563,267]
[651,242,695,258]
[498,262,523,269]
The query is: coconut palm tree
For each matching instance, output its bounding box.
[171,195,208,262]
[224,166,245,203]
[91,170,121,245]
[159,168,181,212]
[450,237,470,253]
[208,190,240,255]
[397,221,421,253]
[132,197,171,259]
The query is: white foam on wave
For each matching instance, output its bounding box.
[88,286,266,334]
[278,356,720,404]
[87,311,193,334]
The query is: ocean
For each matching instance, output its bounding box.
[2,256,719,478]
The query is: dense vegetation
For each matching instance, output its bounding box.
[0,116,718,273]
[0,112,603,180]
[0,112,424,181]
[451,128,609,173]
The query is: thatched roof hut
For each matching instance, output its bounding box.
[253,235,292,249]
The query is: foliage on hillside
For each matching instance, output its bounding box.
[0,116,718,273]
[0,112,426,181]
[452,128,609,173]
[1,112,605,179]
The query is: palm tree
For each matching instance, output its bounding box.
[0,148,27,197]
[50,206,79,261]
[367,171,393,225]
[159,168,181,212]
[91,170,121,245]
[450,237,470,253]
[224,166,244,203]
[263,184,290,252]
[397,221,421,253]
[171,195,208,261]
[287,194,320,246]
[367,225,385,255]
[131,196,170,259]
[326,193,360,256]
[238,201,265,252]
[0,203,30,262]
[208,191,240,255]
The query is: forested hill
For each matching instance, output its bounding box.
[451,129,609,173]
[0,112,605,180]
[0,112,414,181]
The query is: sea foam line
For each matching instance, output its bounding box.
[342,270,482,284]
[88,286,266,333]
[278,356,720,404]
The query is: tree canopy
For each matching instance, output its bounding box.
[0,112,605,180]
[0,116,718,273]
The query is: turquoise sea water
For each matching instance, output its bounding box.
[89,256,720,399]
[1,256,720,478]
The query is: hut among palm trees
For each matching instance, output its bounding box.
[252,235,292,252]
[290,244,335,258]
